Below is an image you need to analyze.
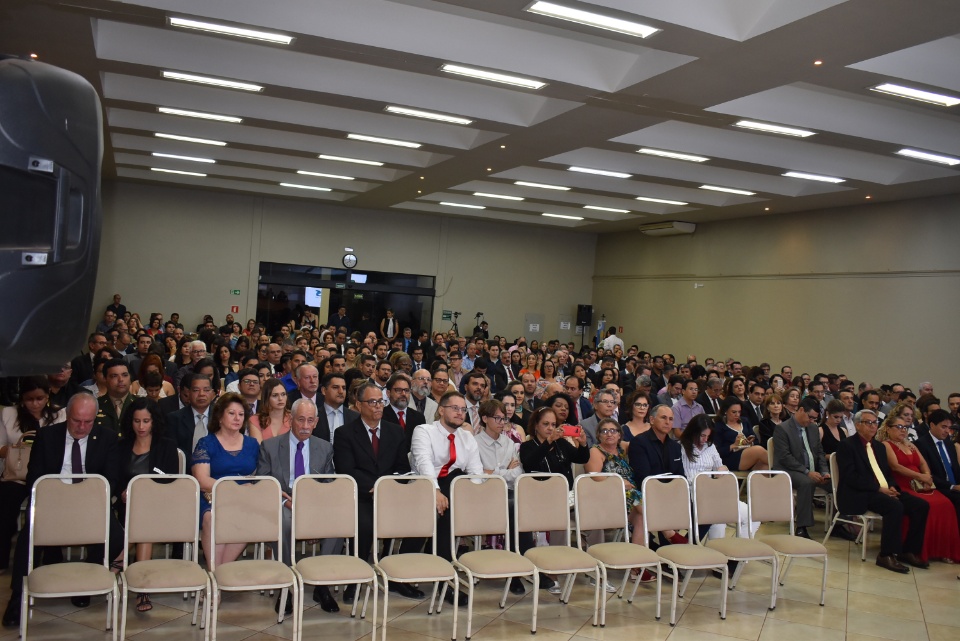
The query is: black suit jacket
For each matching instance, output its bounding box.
[915,432,960,492]
[628,429,684,484]
[332,417,410,499]
[168,405,209,468]
[696,392,721,417]
[70,352,94,387]
[383,406,426,449]
[157,395,183,417]
[311,405,360,443]
[742,401,763,428]
[27,422,120,497]
[836,434,899,515]
[486,361,509,393]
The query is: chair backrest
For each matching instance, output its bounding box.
[641,475,690,543]
[30,474,110,571]
[692,471,741,543]
[828,453,840,501]
[747,470,794,531]
[373,476,436,561]
[767,437,775,469]
[292,475,358,553]
[125,475,200,560]
[574,473,628,546]
[514,473,571,551]
[177,449,186,474]
[450,475,509,546]
[211,476,283,568]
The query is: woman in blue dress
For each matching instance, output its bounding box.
[713,397,769,472]
[192,392,260,569]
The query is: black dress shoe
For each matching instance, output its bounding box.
[831,526,857,542]
[274,594,293,615]
[898,552,930,569]
[794,527,811,540]
[388,582,425,600]
[537,573,554,590]
[2,599,19,628]
[876,554,910,574]
[444,589,467,607]
[342,584,356,605]
[71,596,90,608]
[509,578,526,595]
[314,586,340,613]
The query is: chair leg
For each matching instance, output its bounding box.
[627,569,642,604]
[465,572,475,640]
[678,568,693,598]
[119,582,129,641]
[769,556,779,610]
[668,565,679,626]
[861,519,869,561]
[560,574,576,604]
[450,579,459,641]
[591,570,600,628]
[730,560,746,589]
[210,577,220,641]
[821,516,836,546]
[719,567,728,620]
[531,572,539,633]
[498,578,509,609]
[819,555,828,606]
[599,566,607,627]
[778,556,793,586]
[654,566,662,621]
[431,581,443,615]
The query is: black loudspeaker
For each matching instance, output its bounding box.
[0,57,103,376]
[576,304,593,326]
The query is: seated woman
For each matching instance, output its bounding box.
[818,399,847,456]
[713,397,769,472]
[494,392,526,447]
[880,414,960,563]
[756,393,786,449]
[585,418,644,545]
[248,379,291,442]
[620,390,651,447]
[192,393,260,570]
[519,353,541,380]
[782,387,801,418]
[130,353,175,398]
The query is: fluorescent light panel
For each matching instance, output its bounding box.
[151,152,215,164]
[385,106,472,125]
[542,213,583,220]
[870,83,960,107]
[782,171,845,183]
[318,154,383,166]
[440,202,485,209]
[568,166,632,178]
[150,167,206,177]
[162,71,263,92]
[636,196,688,206]
[296,170,354,180]
[158,107,242,123]
[514,180,570,191]
[473,192,524,201]
[347,133,421,148]
[699,184,756,196]
[169,17,293,44]
[154,132,226,146]
[733,120,815,137]
[895,148,960,166]
[584,205,630,213]
[526,2,659,38]
[637,148,709,162]
[440,63,545,90]
[280,182,332,192]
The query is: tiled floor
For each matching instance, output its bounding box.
[2,521,958,641]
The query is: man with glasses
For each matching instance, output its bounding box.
[411,369,439,421]
[383,373,426,447]
[70,332,108,386]
[430,367,450,404]
[580,389,618,448]
[836,410,929,573]
[174,340,208,389]
[234,367,261,413]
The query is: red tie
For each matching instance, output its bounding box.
[438,433,457,478]
[398,410,406,430]
[369,428,379,458]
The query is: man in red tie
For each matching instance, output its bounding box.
[382,373,426,449]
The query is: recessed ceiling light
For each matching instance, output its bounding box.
[29,53,38,59]
[296,170,354,180]
[154,132,226,146]
[440,63,546,90]
[584,205,630,213]
[158,107,243,123]
[526,2,659,38]
[150,167,206,177]
[813,60,823,66]
[344,247,354,252]
[473,192,524,201]
[162,71,263,92]
[869,83,960,107]
[637,148,709,162]
[865,195,872,199]
[440,202,485,209]
[733,120,815,137]
[635,196,688,206]
[568,166,632,178]
[168,17,294,44]
[151,152,216,164]
[385,105,472,125]
[699,184,756,196]
[347,133,421,148]
[542,213,583,220]
[514,181,570,191]
[318,154,383,166]
[782,171,845,183]
[280,183,332,192]
[764,207,771,211]
[895,148,960,166]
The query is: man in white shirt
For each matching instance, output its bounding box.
[601,327,624,353]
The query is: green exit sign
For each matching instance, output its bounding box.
[230,289,240,295]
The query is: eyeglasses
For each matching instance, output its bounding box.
[859,420,880,426]
[488,416,508,424]
[433,377,449,383]
[595,400,615,405]
[442,405,468,414]
[241,379,259,385]
[391,387,410,394]
[889,424,908,430]
[633,402,649,408]
[599,428,619,436]
[360,399,386,407]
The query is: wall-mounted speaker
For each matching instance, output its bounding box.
[576,304,593,326]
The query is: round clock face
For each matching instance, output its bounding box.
[342,253,357,269]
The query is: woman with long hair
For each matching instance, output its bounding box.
[713,397,769,472]
[620,389,652,446]
[248,379,291,442]
[130,353,175,398]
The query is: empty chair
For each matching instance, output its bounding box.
[822,453,881,560]
[574,473,662,626]
[767,437,833,532]
[642,474,729,626]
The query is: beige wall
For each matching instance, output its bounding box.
[92,180,596,341]
[593,194,960,393]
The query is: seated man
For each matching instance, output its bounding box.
[914,409,960,524]
[628,404,687,545]
[836,410,930,574]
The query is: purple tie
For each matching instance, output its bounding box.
[294,441,305,479]
[71,439,83,483]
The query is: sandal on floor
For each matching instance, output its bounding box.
[135,594,153,612]
[110,560,124,573]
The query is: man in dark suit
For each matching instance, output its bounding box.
[69,332,107,387]
[167,374,216,468]
[382,373,426,448]
[628,404,687,546]
[2,393,122,627]
[914,409,960,523]
[562,376,593,424]
[742,383,765,428]
[312,373,359,443]
[286,363,320,408]
[255,399,338,613]
[836,410,929,574]
[697,377,723,416]
[485,344,509,394]
[158,375,190,416]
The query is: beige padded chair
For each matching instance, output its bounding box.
[450,475,538,640]
[747,471,828,605]
[822,453,881,561]
[641,474,729,627]
[21,474,118,641]
[291,475,377,640]
[514,473,602,628]
[573,473,662,625]
[767,438,833,531]
[209,476,299,641]
[692,471,779,610]
[373,476,458,641]
[177,449,187,474]
[120,474,210,641]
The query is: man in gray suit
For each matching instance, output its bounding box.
[255,398,339,613]
[580,388,618,448]
[772,396,831,539]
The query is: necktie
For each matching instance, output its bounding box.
[571,401,579,424]
[865,441,889,489]
[799,427,815,472]
[294,441,305,479]
[397,410,406,430]
[470,406,481,431]
[369,428,379,458]
[438,433,457,478]
[196,413,206,433]
[937,441,957,485]
[712,398,719,414]
[114,398,123,418]
[71,438,83,483]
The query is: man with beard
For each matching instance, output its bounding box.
[462,370,488,433]
[410,369,438,421]
[371,360,392,399]
[382,373,426,447]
